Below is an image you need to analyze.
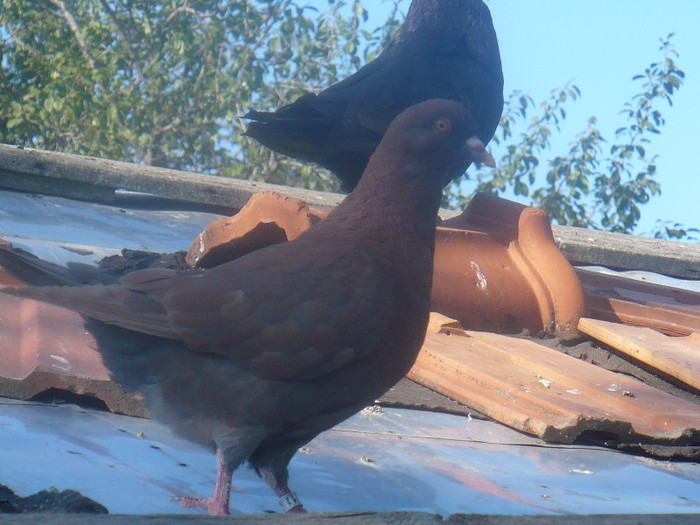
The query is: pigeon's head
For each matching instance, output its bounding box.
[384,98,495,188]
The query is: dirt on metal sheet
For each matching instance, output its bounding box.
[0,483,107,514]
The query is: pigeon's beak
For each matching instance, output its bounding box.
[466,136,496,168]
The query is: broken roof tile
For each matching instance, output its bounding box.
[186,191,330,269]
[577,267,700,336]
[578,317,700,392]
[408,313,700,445]
[0,293,145,417]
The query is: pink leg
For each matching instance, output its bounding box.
[258,467,306,513]
[181,449,232,515]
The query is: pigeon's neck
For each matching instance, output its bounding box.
[329,165,440,331]
[325,151,445,296]
[337,155,445,236]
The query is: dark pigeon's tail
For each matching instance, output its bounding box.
[243,97,333,163]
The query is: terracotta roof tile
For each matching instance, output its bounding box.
[408,313,700,445]
[186,191,329,269]
[579,317,700,392]
[577,267,700,336]
[433,192,585,335]
[0,294,145,417]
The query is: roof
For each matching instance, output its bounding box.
[0,146,699,519]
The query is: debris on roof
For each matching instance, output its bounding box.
[0,483,107,514]
[2,185,700,462]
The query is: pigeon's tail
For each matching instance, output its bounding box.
[243,104,377,192]
[243,113,331,163]
[0,242,116,287]
[242,92,343,164]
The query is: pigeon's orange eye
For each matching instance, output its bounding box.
[434,117,451,132]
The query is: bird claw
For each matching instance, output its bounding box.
[180,495,229,516]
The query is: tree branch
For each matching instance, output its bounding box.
[47,0,96,70]
[98,0,137,63]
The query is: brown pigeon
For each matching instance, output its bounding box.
[0,99,494,515]
[244,0,503,191]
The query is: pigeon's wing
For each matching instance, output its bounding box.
[3,235,393,382]
[119,243,393,381]
[3,269,178,340]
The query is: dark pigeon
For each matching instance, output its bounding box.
[0,100,494,515]
[244,0,503,191]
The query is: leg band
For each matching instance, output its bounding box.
[279,491,303,512]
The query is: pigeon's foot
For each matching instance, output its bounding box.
[180,495,230,516]
[180,449,233,515]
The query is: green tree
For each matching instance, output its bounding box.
[0,4,691,237]
[0,0,396,190]
[445,35,687,238]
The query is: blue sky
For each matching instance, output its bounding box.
[359,0,699,238]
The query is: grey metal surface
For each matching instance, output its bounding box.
[0,189,220,265]
[0,399,698,515]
